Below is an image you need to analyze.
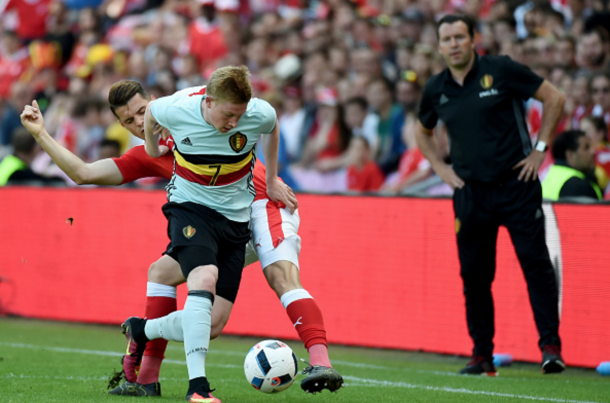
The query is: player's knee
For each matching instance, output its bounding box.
[148,259,184,286]
[187,265,218,290]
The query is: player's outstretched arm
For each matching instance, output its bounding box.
[263,120,298,213]
[20,100,124,185]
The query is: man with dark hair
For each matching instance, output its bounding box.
[577,27,610,73]
[0,128,63,185]
[542,130,602,200]
[416,14,567,376]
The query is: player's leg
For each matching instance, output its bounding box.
[181,255,220,402]
[109,255,184,396]
[251,199,343,392]
[260,245,343,393]
[502,179,563,373]
[454,184,500,375]
[137,255,184,385]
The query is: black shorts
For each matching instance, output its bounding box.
[162,202,250,303]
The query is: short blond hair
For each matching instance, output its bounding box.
[207,65,252,104]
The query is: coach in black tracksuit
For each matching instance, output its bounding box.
[416,14,567,375]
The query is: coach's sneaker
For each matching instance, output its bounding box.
[108,381,161,396]
[541,345,566,374]
[121,316,149,383]
[459,355,497,376]
[185,377,221,403]
[301,364,344,394]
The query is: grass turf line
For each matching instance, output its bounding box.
[0,318,608,402]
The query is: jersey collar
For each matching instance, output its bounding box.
[443,52,480,86]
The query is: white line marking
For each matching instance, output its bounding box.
[0,342,239,368]
[345,376,603,403]
[0,374,242,383]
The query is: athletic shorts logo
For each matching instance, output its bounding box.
[229,133,248,153]
[455,218,461,234]
[480,74,493,89]
[183,225,196,238]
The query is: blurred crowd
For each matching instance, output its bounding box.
[0,0,609,197]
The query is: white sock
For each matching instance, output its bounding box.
[280,288,313,309]
[146,282,177,298]
[182,291,213,380]
[144,311,184,342]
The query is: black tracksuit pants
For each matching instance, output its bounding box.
[453,172,561,359]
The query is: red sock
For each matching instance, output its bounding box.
[137,296,177,384]
[285,298,331,367]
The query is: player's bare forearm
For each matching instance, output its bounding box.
[263,121,280,183]
[144,102,161,157]
[534,80,566,145]
[35,128,122,185]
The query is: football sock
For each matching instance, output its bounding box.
[138,283,177,384]
[282,289,331,367]
[182,291,214,380]
[308,344,332,368]
[145,311,184,342]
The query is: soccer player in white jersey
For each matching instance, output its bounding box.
[120,66,295,403]
[22,79,343,398]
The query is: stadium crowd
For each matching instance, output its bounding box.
[0,0,609,198]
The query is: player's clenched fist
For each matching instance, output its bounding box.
[20,99,45,137]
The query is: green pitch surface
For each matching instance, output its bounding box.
[1,318,608,402]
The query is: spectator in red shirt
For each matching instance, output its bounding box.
[346,136,384,192]
[0,30,31,99]
[187,1,229,74]
[2,0,52,42]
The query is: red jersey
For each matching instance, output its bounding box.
[347,161,384,192]
[0,47,30,98]
[4,0,51,40]
[113,137,270,199]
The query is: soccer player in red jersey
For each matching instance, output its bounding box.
[20,80,343,396]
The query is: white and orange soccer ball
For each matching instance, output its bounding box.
[244,339,298,393]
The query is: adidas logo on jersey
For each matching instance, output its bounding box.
[181,137,192,146]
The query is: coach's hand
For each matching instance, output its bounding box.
[267,179,298,214]
[436,163,465,190]
[20,100,45,137]
[513,150,546,182]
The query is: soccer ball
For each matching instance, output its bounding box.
[244,339,298,393]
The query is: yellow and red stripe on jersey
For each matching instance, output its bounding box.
[174,148,254,186]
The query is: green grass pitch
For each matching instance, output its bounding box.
[0,317,608,402]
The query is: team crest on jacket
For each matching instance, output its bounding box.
[480,75,493,89]
[183,225,196,239]
[229,133,248,152]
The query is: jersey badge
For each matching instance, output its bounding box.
[480,75,493,89]
[229,132,248,153]
[183,225,196,239]
[455,218,461,234]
